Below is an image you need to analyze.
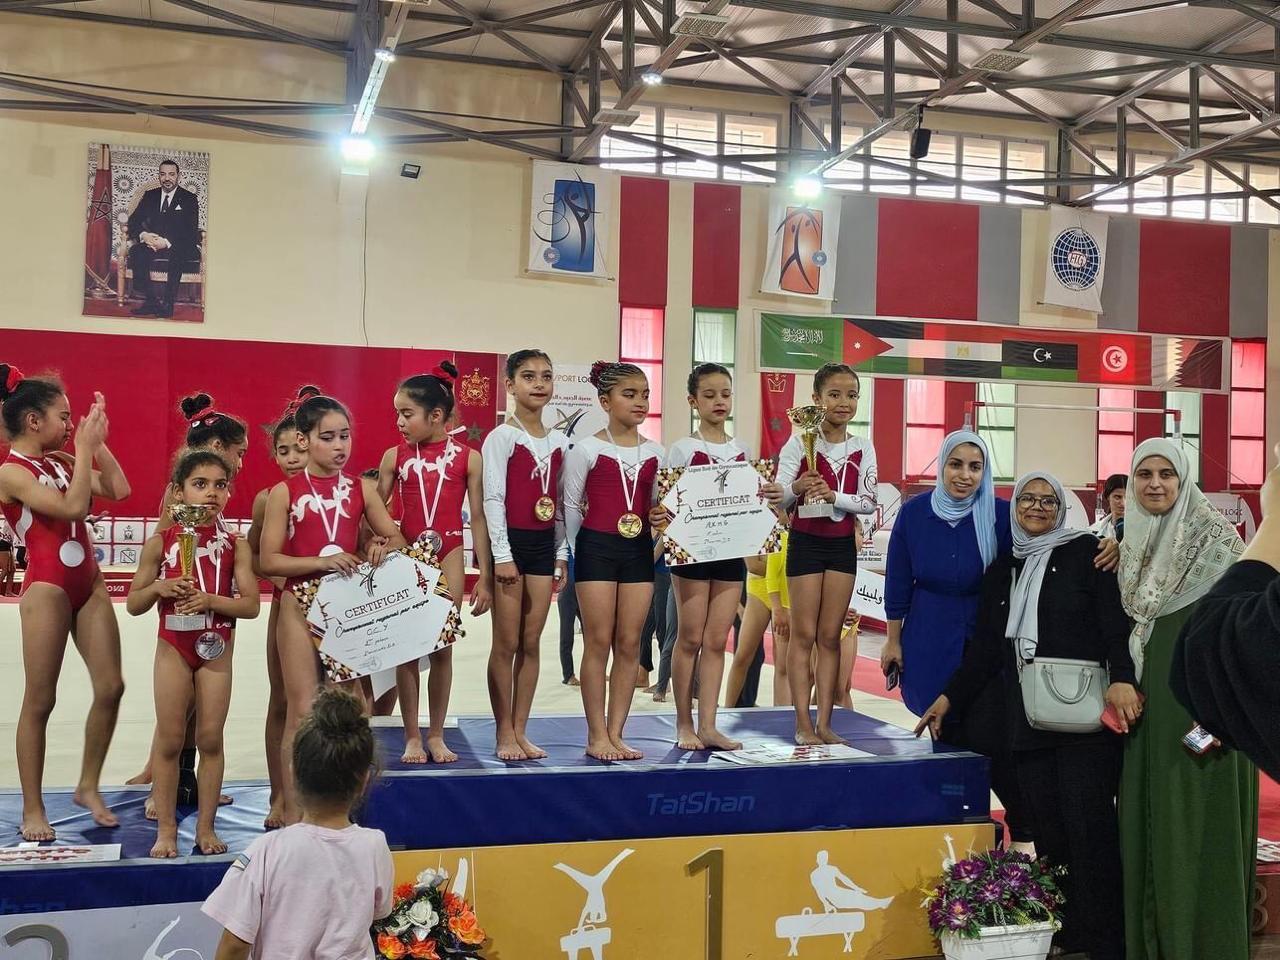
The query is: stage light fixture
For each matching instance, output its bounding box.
[400,162,421,179]
[374,48,396,63]
[641,70,663,85]
[910,107,932,160]
[341,136,376,163]
[793,176,823,199]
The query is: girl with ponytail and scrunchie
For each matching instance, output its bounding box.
[376,362,493,766]
[0,363,131,842]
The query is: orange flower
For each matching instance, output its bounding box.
[448,910,486,947]
[442,892,465,917]
[394,883,416,904]
[377,933,408,959]
[407,939,440,959]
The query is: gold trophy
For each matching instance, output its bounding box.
[165,503,214,631]
[787,404,835,519]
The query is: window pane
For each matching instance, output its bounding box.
[1093,148,1128,214]
[1132,153,1170,217]
[1171,162,1206,220]
[986,431,1016,483]
[1231,438,1265,486]
[1165,391,1201,436]
[1231,390,1265,438]
[1098,388,1135,432]
[869,129,912,195]
[977,382,1016,428]
[1098,433,1136,481]
[906,378,945,425]
[961,136,1002,204]
[1248,164,1280,224]
[601,104,658,173]
[1210,164,1244,223]
[1232,340,1265,389]
[631,361,663,416]
[824,123,865,191]
[916,133,958,200]
[661,107,718,179]
[1005,140,1047,206]
[723,114,778,183]
[906,426,946,479]
[693,311,735,366]
[850,374,874,439]
[620,306,664,360]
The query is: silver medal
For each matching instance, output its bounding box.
[195,631,226,661]
[59,541,86,568]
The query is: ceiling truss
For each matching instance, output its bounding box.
[6,0,1280,206]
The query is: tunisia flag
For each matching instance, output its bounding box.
[759,371,795,460]
[84,144,112,289]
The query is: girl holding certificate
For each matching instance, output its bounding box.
[247,387,313,830]
[777,362,877,746]
[563,361,666,761]
[259,392,405,824]
[127,449,260,859]
[664,363,783,751]
[482,349,569,762]
[377,365,493,765]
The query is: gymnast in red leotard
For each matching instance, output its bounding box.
[127,449,260,859]
[0,364,131,842]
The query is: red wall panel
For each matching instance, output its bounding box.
[1137,220,1231,336]
[1200,391,1230,491]
[692,182,741,309]
[873,377,905,484]
[945,381,976,432]
[876,199,979,321]
[618,176,670,308]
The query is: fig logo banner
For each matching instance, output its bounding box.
[528,162,614,280]
[761,190,842,301]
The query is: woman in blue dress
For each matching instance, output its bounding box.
[880,431,1033,846]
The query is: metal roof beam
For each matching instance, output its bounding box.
[803,0,927,99]
[155,0,346,57]
[965,0,1022,27]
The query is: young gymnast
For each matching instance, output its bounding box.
[563,361,667,761]
[777,363,878,745]
[259,392,406,823]
[664,363,783,750]
[128,449,260,857]
[246,387,313,829]
[378,364,493,764]
[482,350,569,761]
[0,365,130,841]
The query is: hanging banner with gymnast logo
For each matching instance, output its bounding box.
[527,162,613,279]
[542,363,610,446]
[292,545,462,683]
[656,461,784,566]
[1042,205,1108,313]
[761,189,842,300]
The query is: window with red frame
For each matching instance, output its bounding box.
[905,379,946,479]
[620,306,665,436]
[1230,341,1266,487]
[1097,388,1137,482]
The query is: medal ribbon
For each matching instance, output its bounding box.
[304,471,344,548]
[605,428,640,519]
[414,439,454,536]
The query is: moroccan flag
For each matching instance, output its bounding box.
[759,371,795,460]
[84,144,112,289]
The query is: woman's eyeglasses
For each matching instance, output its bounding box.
[1016,494,1061,510]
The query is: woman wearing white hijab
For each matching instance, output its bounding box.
[1117,438,1254,960]
[917,471,1138,960]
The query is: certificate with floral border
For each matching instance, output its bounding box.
[657,460,784,566]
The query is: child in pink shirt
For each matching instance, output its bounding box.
[203,689,394,960]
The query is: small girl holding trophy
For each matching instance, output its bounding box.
[128,449,260,859]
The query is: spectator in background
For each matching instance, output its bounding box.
[1092,473,1127,541]
[559,551,581,686]
[0,515,14,597]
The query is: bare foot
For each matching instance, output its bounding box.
[611,736,644,761]
[816,725,848,746]
[401,736,429,765]
[125,768,153,786]
[496,737,528,762]
[219,794,233,807]
[264,800,286,831]
[795,729,823,746]
[150,831,179,859]
[563,676,581,687]
[197,829,228,855]
[586,737,624,761]
[427,735,458,764]
[676,727,706,751]
[144,793,158,821]
[19,812,55,842]
[72,787,120,829]
[652,690,667,703]
[515,735,548,760]
[698,728,743,751]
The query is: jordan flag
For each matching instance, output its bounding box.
[84,144,113,292]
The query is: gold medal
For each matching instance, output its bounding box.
[534,495,556,522]
[617,512,643,539]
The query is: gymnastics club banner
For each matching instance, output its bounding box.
[758,313,1229,393]
[527,161,613,279]
[760,190,843,300]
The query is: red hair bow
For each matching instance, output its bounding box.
[432,364,455,382]
[4,366,23,394]
[189,405,217,426]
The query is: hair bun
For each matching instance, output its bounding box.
[0,363,22,402]
[179,392,214,419]
[308,687,366,736]
[588,360,613,389]
[433,360,459,384]
[296,385,322,401]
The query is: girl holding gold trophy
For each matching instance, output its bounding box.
[0,365,130,842]
[776,362,878,746]
[127,449,260,858]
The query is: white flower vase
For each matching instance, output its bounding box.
[939,922,1055,960]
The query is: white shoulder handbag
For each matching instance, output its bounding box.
[1017,656,1107,734]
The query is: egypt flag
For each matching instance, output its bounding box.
[1042,206,1108,313]
[84,144,113,293]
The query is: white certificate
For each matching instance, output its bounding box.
[295,547,460,683]
[658,460,784,566]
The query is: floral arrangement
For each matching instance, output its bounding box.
[922,848,1065,940]
[373,867,487,959]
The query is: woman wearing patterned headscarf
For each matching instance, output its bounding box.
[1117,438,1255,960]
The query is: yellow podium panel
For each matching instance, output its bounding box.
[394,822,992,959]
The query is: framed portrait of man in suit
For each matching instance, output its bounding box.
[82,143,211,323]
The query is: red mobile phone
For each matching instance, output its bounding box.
[1100,691,1145,734]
